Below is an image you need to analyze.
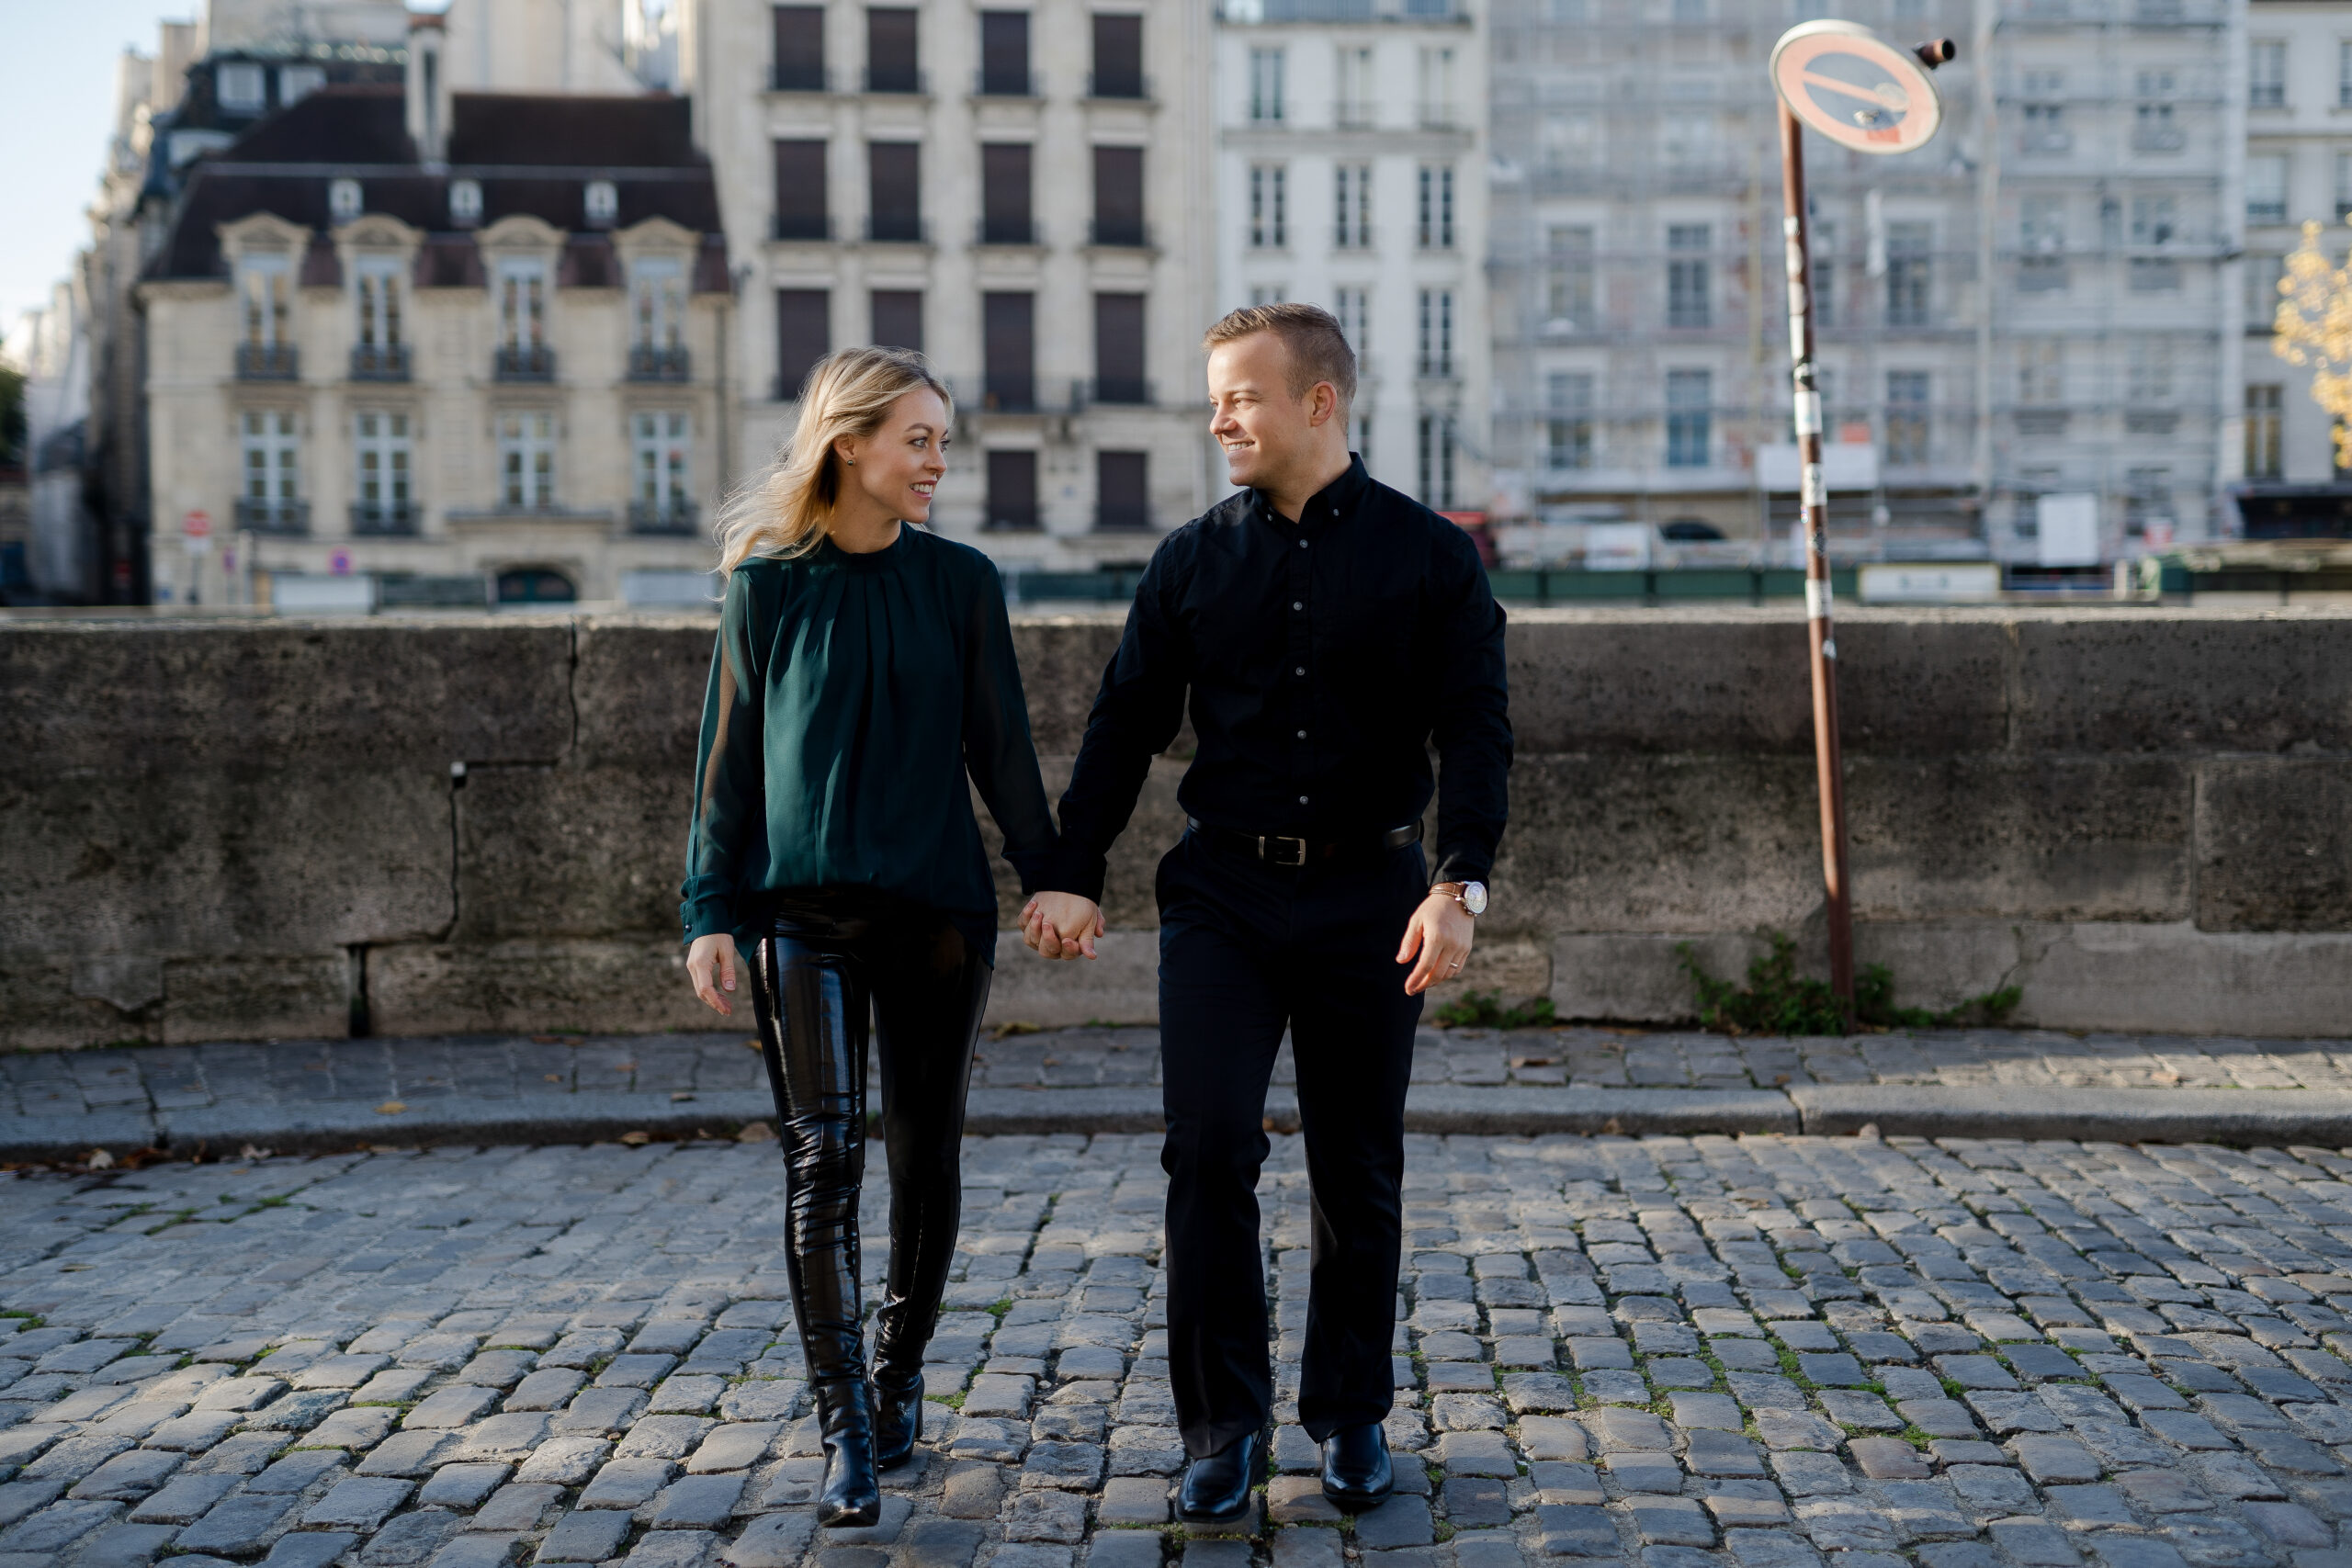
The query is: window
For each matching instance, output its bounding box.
[1336,45,1374,127]
[1665,368,1710,468]
[1417,288,1453,378]
[2341,40,2352,107]
[499,411,556,509]
[497,569,576,604]
[979,11,1030,94]
[1667,224,1711,329]
[2018,196,2065,291]
[1092,146,1146,246]
[773,6,826,89]
[329,178,363,224]
[240,409,299,522]
[494,259,548,377]
[1545,226,1595,330]
[1250,287,1286,307]
[450,179,482,227]
[354,256,403,378]
[2246,385,2284,479]
[629,257,687,378]
[2248,155,2288,225]
[2251,40,2287,107]
[1884,371,1928,466]
[868,141,922,242]
[2246,254,2286,327]
[872,289,922,351]
[1416,164,1453,249]
[773,140,829,239]
[1250,164,1287,248]
[1250,47,1284,122]
[866,6,920,92]
[240,254,289,348]
[2133,71,2182,152]
[632,412,692,525]
[2338,152,2352,220]
[984,291,1035,410]
[217,62,266,111]
[986,449,1040,530]
[1096,450,1149,530]
[1885,221,1930,326]
[2127,338,2175,405]
[1334,164,1373,249]
[2123,468,2171,539]
[776,288,830,398]
[353,411,412,527]
[2021,70,2065,153]
[1417,414,1456,508]
[584,180,618,228]
[1091,14,1143,98]
[1334,288,1369,357]
[1418,46,1455,127]
[1546,371,1594,469]
[1094,293,1146,403]
[982,143,1034,244]
[278,63,324,104]
[2018,340,2064,405]
[2129,196,2177,292]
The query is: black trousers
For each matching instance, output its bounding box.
[745,890,992,1385]
[1155,829,1424,1458]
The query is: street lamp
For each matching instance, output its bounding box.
[1767,20,1953,1021]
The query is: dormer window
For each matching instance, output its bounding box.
[218,62,266,112]
[450,179,482,227]
[279,64,324,104]
[329,179,363,223]
[585,180,619,228]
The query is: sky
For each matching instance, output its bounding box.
[0,0,202,353]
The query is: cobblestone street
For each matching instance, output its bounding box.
[8,1131,2352,1568]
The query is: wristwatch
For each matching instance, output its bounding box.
[1430,880,1487,917]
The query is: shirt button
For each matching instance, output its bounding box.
[1295,666,1305,676]
[1298,539,1309,549]
[1296,728,1306,739]
[1298,795,1309,805]
[1292,601,1303,611]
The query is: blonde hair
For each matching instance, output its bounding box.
[1202,302,1356,410]
[714,345,954,573]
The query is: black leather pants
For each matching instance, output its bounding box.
[746,890,992,1388]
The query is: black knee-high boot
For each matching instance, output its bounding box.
[752,933,880,1528]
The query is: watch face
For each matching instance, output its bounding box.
[1463,882,1487,916]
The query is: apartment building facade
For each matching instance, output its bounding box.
[1215,0,1489,512]
[691,0,1218,565]
[139,51,735,606]
[2239,0,2352,538]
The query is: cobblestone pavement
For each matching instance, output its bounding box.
[10,1134,2352,1568]
[10,1028,2352,1123]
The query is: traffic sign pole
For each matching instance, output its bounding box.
[1768,23,1953,1025]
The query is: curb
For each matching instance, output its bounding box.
[10,1084,2352,1164]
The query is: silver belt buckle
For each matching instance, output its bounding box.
[1264,835,1309,867]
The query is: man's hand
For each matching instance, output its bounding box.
[1022,892,1104,960]
[1396,893,1475,996]
[687,932,743,1016]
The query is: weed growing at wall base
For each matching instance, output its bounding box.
[1434,990,1559,1029]
[1676,931,2021,1035]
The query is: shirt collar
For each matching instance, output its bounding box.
[1255,453,1371,532]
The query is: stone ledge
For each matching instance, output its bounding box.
[1789,1084,2352,1145]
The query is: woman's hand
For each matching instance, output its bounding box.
[1396,894,1475,996]
[688,933,744,1015]
[1022,893,1104,960]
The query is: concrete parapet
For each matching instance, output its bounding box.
[4,605,2348,1045]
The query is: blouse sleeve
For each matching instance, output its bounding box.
[680,567,768,943]
[962,561,1060,895]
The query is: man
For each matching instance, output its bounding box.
[1023,303,1511,1522]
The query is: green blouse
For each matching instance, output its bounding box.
[680,526,1059,964]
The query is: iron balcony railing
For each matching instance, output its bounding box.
[978,217,1038,246]
[770,63,830,91]
[1083,377,1153,408]
[629,498,701,535]
[236,344,298,380]
[349,344,409,381]
[493,344,556,381]
[628,344,691,382]
[234,498,310,535]
[865,214,928,244]
[1087,71,1149,99]
[984,503,1041,532]
[863,65,926,94]
[1088,218,1151,249]
[772,214,834,242]
[1094,503,1151,532]
[350,500,419,536]
[975,68,1035,96]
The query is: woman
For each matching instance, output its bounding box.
[682,346,1060,1527]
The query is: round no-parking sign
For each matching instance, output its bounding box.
[1770,20,1944,154]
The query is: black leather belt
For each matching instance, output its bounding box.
[1186,817,1421,867]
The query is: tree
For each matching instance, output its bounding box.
[2274,220,2352,468]
[0,366,22,471]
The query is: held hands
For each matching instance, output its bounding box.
[1022,892,1105,960]
[687,933,743,1016]
[1396,892,1476,996]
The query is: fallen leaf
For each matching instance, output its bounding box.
[239,1144,274,1160]
[737,1122,776,1143]
[742,1040,763,1053]
[619,1130,652,1145]
[1510,1056,1555,1069]
[85,1148,116,1170]
[544,1073,563,1084]
[1600,1117,1623,1135]
[615,1062,638,1072]
[2150,1069,2181,1085]
[1855,1122,1881,1140]
[671,1091,695,1103]
[376,1100,407,1116]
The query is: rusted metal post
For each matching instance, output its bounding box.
[1776,100,1856,1021]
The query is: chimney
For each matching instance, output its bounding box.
[406,11,448,168]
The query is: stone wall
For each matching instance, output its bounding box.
[5,606,2348,1048]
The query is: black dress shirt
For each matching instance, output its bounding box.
[1043,454,1512,903]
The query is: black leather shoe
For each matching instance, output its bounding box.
[812,1375,882,1528]
[1177,1429,1263,1524]
[872,1369,924,1470]
[1320,1422,1393,1511]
